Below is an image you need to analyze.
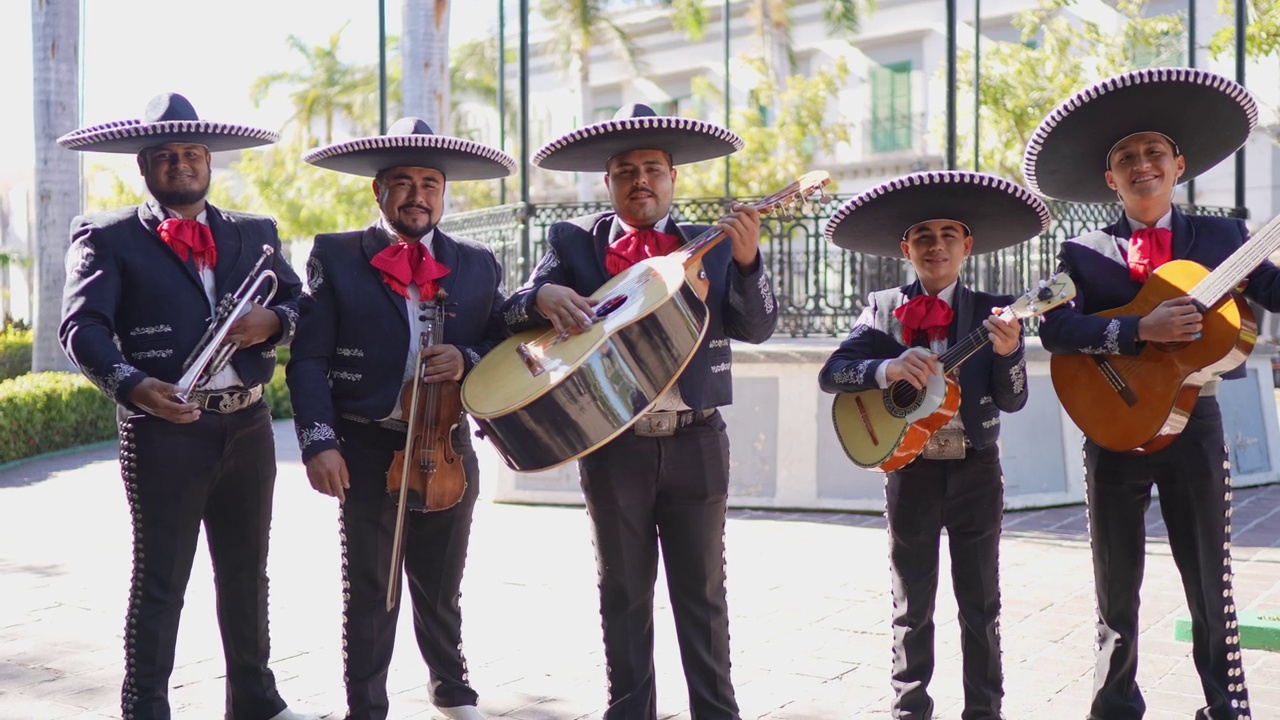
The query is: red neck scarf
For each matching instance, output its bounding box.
[157,218,216,272]
[370,239,450,299]
[893,294,954,346]
[1127,227,1173,282]
[605,227,682,276]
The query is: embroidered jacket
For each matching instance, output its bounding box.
[818,281,1027,451]
[287,226,509,461]
[60,199,302,410]
[1039,208,1280,381]
[500,211,778,411]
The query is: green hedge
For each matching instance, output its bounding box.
[0,371,117,463]
[0,330,33,381]
[264,345,292,420]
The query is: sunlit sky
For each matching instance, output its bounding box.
[0,0,499,189]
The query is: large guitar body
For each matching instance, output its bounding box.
[832,371,959,472]
[1050,259,1256,453]
[461,255,708,472]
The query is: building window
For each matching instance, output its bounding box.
[593,105,620,122]
[1130,32,1186,69]
[871,61,912,153]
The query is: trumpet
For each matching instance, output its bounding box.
[174,245,280,402]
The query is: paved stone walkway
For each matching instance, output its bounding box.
[2,422,1279,719]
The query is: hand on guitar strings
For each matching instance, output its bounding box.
[984,309,1023,357]
[716,203,764,271]
[536,283,599,337]
[885,346,940,390]
[421,344,464,382]
[1136,296,1203,343]
[305,448,351,504]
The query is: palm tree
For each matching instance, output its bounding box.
[748,0,871,101]
[30,0,79,372]
[402,0,451,132]
[249,24,379,146]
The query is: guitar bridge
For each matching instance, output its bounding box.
[517,342,546,377]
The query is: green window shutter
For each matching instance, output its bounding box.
[871,61,912,153]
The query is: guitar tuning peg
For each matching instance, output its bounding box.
[820,191,834,205]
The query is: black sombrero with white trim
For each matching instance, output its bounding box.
[57,92,278,154]
[532,103,743,172]
[1022,67,1257,203]
[303,117,516,181]
[824,171,1051,257]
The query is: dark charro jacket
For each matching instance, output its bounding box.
[60,198,301,411]
[499,211,778,410]
[1039,207,1280,381]
[818,281,1028,451]
[287,226,509,462]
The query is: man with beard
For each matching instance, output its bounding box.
[287,118,514,720]
[500,104,777,719]
[57,93,312,719]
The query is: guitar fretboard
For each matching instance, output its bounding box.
[1191,213,1280,306]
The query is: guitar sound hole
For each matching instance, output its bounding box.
[884,383,925,418]
[595,295,627,318]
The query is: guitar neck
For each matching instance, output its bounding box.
[938,326,992,375]
[675,225,729,267]
[1190,213,1280,306]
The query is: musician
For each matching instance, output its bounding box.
[818,171,1049,720]
[1024,68,1276,720]
[501,103,777,719]
[286,118,514,720]
[57,93,310,720]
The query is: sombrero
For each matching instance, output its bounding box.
[303,117,516,181]
[57,92,277,153]
[1022,67,1257,203]
[824,171,1051,257]
[532,103,743,172]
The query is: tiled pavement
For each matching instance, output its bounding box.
[2,421,1279,720]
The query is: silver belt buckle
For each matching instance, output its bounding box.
[920,427,967,460]
[634,411,678,437]
[195,385,262,414]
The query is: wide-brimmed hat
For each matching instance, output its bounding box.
[1022,67,1257,203]
[531,103,743,172]
[824,171,1050,257]
[303,117,516,180]
[57,92,278,154]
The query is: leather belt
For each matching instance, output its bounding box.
[920,427,969,460]
[340,413,409,433]
[633,409,712,438]
[189,385,263,414]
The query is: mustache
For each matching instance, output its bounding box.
[399,203,433,213]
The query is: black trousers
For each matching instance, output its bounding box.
[118,402,286,720]
[578,411,739,720]
[1084,397,1250,720]
[336,418,480,720]
[885,442,1004,720]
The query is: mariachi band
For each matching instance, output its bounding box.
[56,67,1269,720]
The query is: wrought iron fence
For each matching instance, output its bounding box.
[439,197,1245,338]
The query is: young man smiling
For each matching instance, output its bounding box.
[1026,68,1277,720]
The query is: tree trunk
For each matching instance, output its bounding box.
[30,0,79,373]
[576,50,596,202]
[402,0,451,134]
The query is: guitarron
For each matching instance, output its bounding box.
[461,171,832,472]
[1050,213,1280,453]
[833,274,1076,471]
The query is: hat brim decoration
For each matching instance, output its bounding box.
[1022,67,1257,203]
[57,93,277,154]
[304,121,516,181]
[532,113,743,172]
[824,171,1051,257]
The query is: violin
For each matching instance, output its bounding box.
[385,289,466,609]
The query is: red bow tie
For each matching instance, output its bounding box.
[157,218,216,271]
[605,227,682,276]
[893,294,954,346]
[370,240,450,299]
[1127,227,1173,282]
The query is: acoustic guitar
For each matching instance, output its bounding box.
[461,171,832,472]
[1050,213,1280,453]
[833,274,1076,471]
